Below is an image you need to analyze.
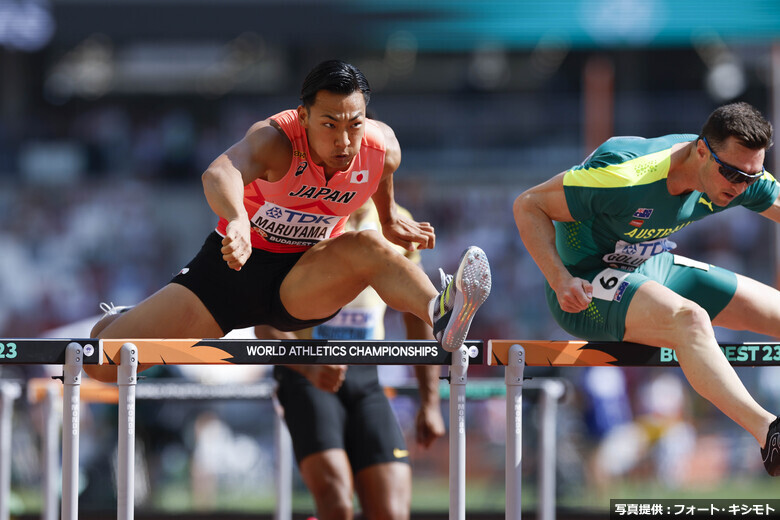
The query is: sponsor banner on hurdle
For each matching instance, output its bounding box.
[0,339,101,364]
[100,339,483,366]
[488,340,780,367]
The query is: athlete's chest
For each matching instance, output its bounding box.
[599,188,717,242]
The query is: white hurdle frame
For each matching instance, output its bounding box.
[493,339,780,520]
[0,338,476,520]
[109,342,474,520]
[29,376,289,520]
[0,381,22,520]
[504,345,566,520]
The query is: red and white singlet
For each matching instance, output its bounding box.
[215,109,386,253]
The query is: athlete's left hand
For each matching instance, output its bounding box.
[415,402,445,448]
[222,218,253,271]
[382,215,436,251]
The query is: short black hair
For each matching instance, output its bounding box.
[701,101,773,151]
[300,60,371,108]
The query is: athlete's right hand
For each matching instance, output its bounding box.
[222,219,252,271]
[554,276,593,313]
[304,365,347,393]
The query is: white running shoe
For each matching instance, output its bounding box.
[432,246,491,352]
[99,302,132,317]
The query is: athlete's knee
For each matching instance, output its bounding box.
[362,497,410,520]
[331,230,395,270]
[670,299,714,345]
[90,315,113,337]
[314,489,353,520]
[306,472,353,520]
[335,229,387,251]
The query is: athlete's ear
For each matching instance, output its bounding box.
[297,105,309,128]
[696,138,708,159]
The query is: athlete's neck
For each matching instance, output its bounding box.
[666,140,698,196]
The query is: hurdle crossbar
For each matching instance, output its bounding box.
[488,339,780,367]
[489,339,780,520]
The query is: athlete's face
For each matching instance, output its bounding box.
[698,136,766,206]
[298,90,367,175]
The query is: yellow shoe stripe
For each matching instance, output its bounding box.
[439,284,450,315]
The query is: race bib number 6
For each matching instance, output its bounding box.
[592,268,631,302]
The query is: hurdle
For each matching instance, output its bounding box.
[26,377,290,520]
[0,381,22,520]
[0,338,481,520]
[488,339,780,520]
[0,339,100,520]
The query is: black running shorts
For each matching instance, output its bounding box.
[274,365,409,473]
[171,231,338,335]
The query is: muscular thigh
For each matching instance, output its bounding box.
[98,283,222,339]
[545,252,737,341]
[713,274,780,335]
[280,231,387,321]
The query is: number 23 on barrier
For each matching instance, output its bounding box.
[0,342,17,359]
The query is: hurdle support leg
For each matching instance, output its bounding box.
[42,383,59,520]
[449,345,469,520]
[537,379,565,520]
[117,343,138,520]
[0,381,21,520]
[61,342,84,520]
[274,406,293,520]
[505,344,525,520]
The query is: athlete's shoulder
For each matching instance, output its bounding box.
[564,134,695,189]
[583,134,696,169]
[364,118,391,151]
[366,119,400,172]
[245,117,292,152]
[269,109,299,128]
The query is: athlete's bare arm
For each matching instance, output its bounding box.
[371,121,436,251]
[202,120,293,270]
[513,172,593,313]
[403,312,445,448]
[759,191,780,224]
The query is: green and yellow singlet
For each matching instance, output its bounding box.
[559,134,778,275]
[546,134,779,341]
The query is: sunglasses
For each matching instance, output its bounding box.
[702,136,765,186]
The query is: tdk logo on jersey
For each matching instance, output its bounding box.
[632,208,653,219]
[265,207,335,224]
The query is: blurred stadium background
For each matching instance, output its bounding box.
[2,0,780,518]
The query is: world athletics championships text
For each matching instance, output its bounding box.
[245,344,439,357]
